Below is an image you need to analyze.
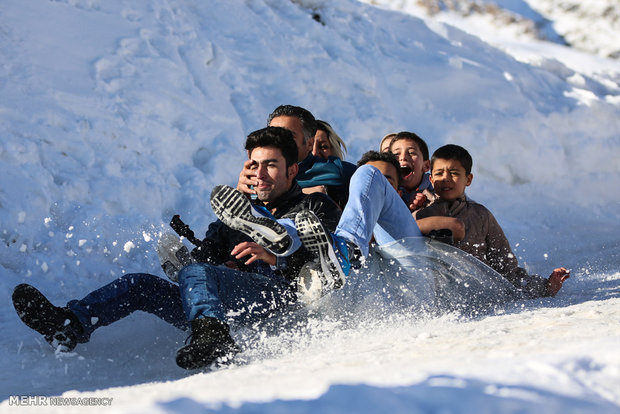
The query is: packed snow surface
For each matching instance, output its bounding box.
[0,0,619,413]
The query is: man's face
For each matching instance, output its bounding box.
[269,115,312,162]
[366,160,399,191]
[390,139,430,191]
[312,130,333,159]
[429,158,472,201]
[248,146,298,204]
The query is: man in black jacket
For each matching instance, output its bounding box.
[12,127,341,370]
[175,127,342,369]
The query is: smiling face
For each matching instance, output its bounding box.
[312,130,333,159]
[248,146,298,204]
[429,158,473,201]
[390,138,430,191]
[365,160,399,191]
[268,115,312,162]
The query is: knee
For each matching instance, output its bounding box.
[353,164,378,181]
[117,273,158,288]
[178,263,212,285]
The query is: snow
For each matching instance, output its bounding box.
[1,0,619,413]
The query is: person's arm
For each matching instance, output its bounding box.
[415,216,465,241]
[190,221,230,264]
[301,185,328,195]
[546,267,570,296]
[408,192,428,213]
[485,211,569,297]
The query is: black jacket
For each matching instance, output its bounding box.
[191,182,341,281]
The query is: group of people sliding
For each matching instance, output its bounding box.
[12,105,570,370]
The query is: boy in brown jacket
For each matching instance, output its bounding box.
[416,144,569,298]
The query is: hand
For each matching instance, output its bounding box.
[408,193,427,212]
[237,159,257,195]
[546,267,570,297]
[301,185,327,195]
[223,261,239,270]
[231,241,276,266]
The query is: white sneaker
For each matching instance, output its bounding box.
[157,233,194,282]
[295,210,348,292]
[210,185,292,255]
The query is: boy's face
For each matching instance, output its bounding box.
[429,158,473,201]
[390,139,430,191]
[365,160,399,191]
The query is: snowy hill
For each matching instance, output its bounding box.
[0,0,619,413]
[363,0,620,59]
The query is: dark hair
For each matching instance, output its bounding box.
[268,105,317,144]
[389,131,429,160]
[357,150,402,186]
[245,127,299,168]
[431,144,473,175]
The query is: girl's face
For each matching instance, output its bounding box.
[313,130,333,159]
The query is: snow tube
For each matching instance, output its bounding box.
[311,237,522,321]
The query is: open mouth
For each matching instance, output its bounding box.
[400,166,413,179]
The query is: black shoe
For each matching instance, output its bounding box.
[176,317,239,370]
[210,185,292,255]
[12,284,83,352]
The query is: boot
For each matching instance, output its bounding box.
[176,317,239,370]
[12,284,84,352]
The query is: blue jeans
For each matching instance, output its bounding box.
[178,263,296,324]
[67,273,186,342]
[335,164,423,257]
[264,165,423,258]
[67,265,296,342]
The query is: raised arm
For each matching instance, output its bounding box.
[236,159,257,196]
[415,216,465,241]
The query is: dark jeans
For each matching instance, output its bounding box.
[67,264,296,342]
[67,273,186,342]
[178,263,296,323]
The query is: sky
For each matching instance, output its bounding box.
[0,0,619,413]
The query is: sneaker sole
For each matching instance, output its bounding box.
[157,233,193,282]
[295,210,345,290]
[210,185,291,254]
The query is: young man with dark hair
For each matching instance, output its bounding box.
[238,105,356,208]
[12,127,342,370]
[416,144,570,297]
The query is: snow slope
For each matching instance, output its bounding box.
[363,0,620,59]
[0,0,619,412]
